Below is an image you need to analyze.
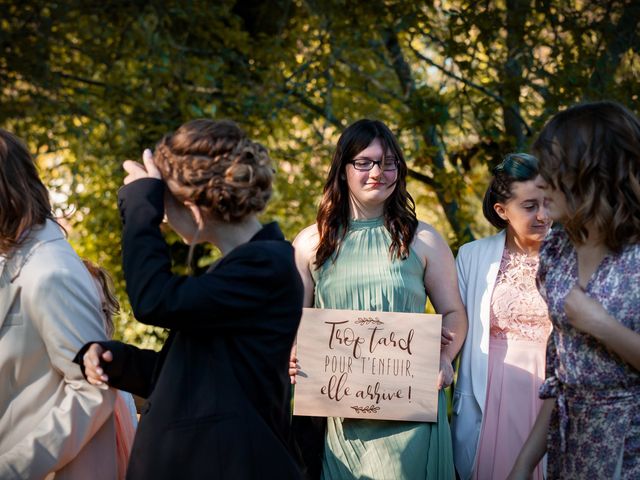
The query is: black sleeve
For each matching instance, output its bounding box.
[74,340,158,398]
[118,179,291,331]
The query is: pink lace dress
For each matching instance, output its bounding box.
[473,248,552,480]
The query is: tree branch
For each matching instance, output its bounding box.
[407,168,435,187]
[52,70,108,88]
[409,44,502,103]
[336,58,403,102]
[285,89,345,129]
[501,0,529,149]
[408,43,532,137]
[381,26,474,242]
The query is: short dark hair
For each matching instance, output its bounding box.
[482,153,539,229]
[0,129,51,254]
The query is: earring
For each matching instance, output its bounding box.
[340,173,346,180]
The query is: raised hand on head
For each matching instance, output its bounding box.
[123,148,162,185]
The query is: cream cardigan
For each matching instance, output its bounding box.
[451,230,506,480]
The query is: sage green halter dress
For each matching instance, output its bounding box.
[312,217,454,480]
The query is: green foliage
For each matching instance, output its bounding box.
[1,0,638,346]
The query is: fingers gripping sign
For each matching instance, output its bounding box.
[123,148,162,185]
[289,343,300,385]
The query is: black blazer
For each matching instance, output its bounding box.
[77,179,304,479]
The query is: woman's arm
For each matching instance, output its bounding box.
[507,398,553,479]
[292,224,319,309]
[289,225,319,383]
[120,153,303,331]
[414,222,468,388]
[119,178,298,330]
[564,286,640,371]
[74,340,159,398]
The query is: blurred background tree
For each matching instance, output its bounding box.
[1,0,638,346]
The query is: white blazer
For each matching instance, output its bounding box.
[0,220,116,479]
[451,231,506,480]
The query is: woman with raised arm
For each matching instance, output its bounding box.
[452,153,552,480]
[509,101,640,478]
[291,119,467,479]
[77,119,304,479]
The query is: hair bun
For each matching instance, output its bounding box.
[154,120,273,222]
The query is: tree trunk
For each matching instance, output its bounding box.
[501,0,529,150]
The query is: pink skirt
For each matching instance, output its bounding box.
[473,338,546,480]
[114,392,136,480]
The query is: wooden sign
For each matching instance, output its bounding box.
[293,308,442,422]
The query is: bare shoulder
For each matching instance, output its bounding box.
[413,220,450,252]
[293,224,320,263]
[411,221,454,270]
[293,223,319,247]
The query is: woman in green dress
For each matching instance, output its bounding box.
[291,119,467,479]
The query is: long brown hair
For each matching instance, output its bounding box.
[0,129,51,254]
[533,101,640,251]
[83,259,120,338]
[315,119,417,268]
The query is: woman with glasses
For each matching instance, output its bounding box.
[290,119,467,479]
[451,154,552,480]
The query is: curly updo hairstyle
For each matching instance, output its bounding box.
[153,119,273,222]
[482,153,539,229]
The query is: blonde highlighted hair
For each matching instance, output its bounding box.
[83,260,120,338]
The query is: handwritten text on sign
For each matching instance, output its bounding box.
[293,308,442,422]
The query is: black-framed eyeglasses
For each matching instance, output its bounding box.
[348,157,399,172]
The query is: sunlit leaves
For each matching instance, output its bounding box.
[1,0,638,346]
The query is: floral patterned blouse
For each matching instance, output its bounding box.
[537,227,640,479]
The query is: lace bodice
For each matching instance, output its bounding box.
[489,248,551,343]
